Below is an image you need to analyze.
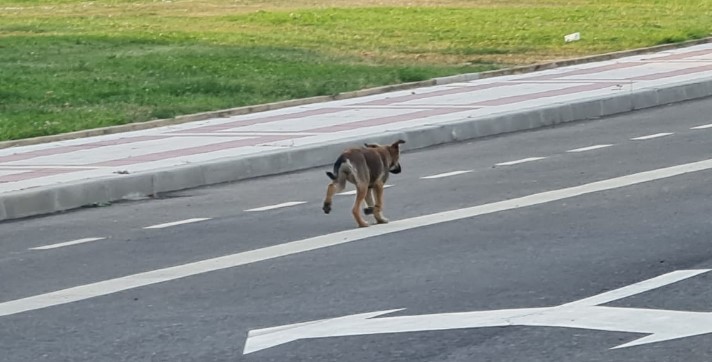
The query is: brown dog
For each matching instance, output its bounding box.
[322,140,405,227]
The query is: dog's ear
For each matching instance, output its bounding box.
[391,139,406,148]
[364,143,379,148]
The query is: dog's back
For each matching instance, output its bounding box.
[326,148,388,186]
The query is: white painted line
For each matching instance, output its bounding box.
[561,269,710,308]
[5,157,712,317]
[337,185,393,196]
[420,170,473,179]
[245,201,307,212]
[495,157,546,166]
[244,269,712,354]
[566,144,613,153]
[143,218,211,229]
[691,123,712,130]
[29,237,106,250]
[631,133,673,140]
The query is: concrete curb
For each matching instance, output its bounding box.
[3,75,712,222]
[1,37,710,150]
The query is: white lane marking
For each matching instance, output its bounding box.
[560,269,709,308]
[4,157,712,317]
[495,157,546,166]
[631,133,673,140]
[691,123,712,129]
[567,144,613,153]
[420,170,473,179]
[29,237,106,250]
[337,185,393,196]
[143,218,211,229]
[245,201,307,212]
[243,269,712,354]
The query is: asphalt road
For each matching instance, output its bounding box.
[3,97,712,361]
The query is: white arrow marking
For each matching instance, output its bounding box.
[244,269,712,354]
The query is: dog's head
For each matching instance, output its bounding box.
[364,139,405,174]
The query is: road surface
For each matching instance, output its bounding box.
[2,97,712,361]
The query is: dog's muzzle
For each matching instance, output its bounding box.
[389,163,402,174]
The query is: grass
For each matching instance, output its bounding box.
[0,0,710,141]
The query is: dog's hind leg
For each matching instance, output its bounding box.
[322,180,345,214]
[352,184,370,227]
[363,188,375,215]
[372,183,389,224]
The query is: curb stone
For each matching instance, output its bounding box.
[1,37,710,150]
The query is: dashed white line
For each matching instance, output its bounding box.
[245,201,307,212]
[566,144,613,153]
[421,170,473,179]
[337,185,393,196]
[631,133,673,140]
[691,123,712,130]
[143,218,211,229]
[495,157,546,166]
[7,157,712,318]
[30,237,106,250]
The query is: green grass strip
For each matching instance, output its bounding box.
[0,0,710,141]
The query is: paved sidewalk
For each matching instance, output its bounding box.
[2,43,712,221]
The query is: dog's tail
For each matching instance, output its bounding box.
[326,154,347,180]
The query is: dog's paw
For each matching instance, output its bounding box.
[322,203,332,214]
[376,218,390,224]
[363,207,374,215]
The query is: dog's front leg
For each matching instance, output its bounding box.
[323,181,342,214]
[372,183,389,224]
[352,185,370,227]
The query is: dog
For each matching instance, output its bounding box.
[322,140,405,227]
